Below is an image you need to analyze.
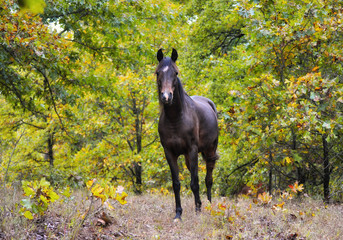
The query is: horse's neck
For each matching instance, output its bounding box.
[163,87,186,120]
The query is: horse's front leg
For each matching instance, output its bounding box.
[164,149,182,219]
[187,147,201,213]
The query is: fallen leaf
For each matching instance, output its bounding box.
[287,233,298,240]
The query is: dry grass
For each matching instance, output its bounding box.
[1,188,343,240]
[110,195,343,240]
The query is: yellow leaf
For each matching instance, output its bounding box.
[116,192,128,205]
[91,184,105,201]
[284,157,293,164]
[258,192,272,205]
[205,204,212,211]
[312,66,319,72]
[24,210,34,219]
[218,203,226,211]
[86,179,95,189]
[272,202,285,211]
[290,181,304,193]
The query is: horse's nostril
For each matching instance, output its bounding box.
[162,92,172,103]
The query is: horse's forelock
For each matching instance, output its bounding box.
[155,58,179,75]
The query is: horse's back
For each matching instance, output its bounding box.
[191,96,218,116]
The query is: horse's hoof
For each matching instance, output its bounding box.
[173,213,182,222]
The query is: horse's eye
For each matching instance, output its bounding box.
[156,72,160,77]
[175,72,178,75]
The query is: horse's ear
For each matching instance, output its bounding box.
[171,48,178,62]
[157,49,164,62]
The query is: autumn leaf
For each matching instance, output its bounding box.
[86,179,96,190]
[23,210,34,220]
[257,192,272,205]
[272,202,285,211]
[289,181,304,193]
[218,203,227,211]
[226,234,233,239]
[116,192,128,205]
[312,66,319,72]
[280,191,293,200]
[205,203,212,211]
[91,184,105,201]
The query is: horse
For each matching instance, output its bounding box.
[155,48,219,220]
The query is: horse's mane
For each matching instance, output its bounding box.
[176,77,186,105]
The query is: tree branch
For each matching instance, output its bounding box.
[35,67,73,140]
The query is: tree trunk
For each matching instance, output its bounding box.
[134,162,142,186]
[322,134,330,203]
[268,150,273,194]
[292,128,306,185]
[47,132,54,167]
[133,96,142,193]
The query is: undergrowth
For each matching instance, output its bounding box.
[0,184,342,240]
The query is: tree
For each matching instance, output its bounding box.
[1,0,189,193]
[187,0,343,201]
[0,0,75,115]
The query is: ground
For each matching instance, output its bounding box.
[1,190,343,239]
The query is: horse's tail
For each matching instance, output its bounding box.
[212,138,220,162]
[207,99,218,118]
[202,137,220,163]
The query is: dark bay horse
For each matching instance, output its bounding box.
[155,48,219,219]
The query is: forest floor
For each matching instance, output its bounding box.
[1,188,343,240]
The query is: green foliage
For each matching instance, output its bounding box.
[19,177,127,221]
[0,0,342,204]
[20,178,60,219]
[0,0,186,192]
[0,0,75,113]
[18,0,46,13]
[189,0,343,201]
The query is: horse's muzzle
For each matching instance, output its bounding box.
[161,92,173,105]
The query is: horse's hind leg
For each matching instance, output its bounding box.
[203,151,219,202]
[205,160,215,202]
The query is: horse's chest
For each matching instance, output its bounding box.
[158,123,197,154]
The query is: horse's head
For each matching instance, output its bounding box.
[155,48,179,105]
